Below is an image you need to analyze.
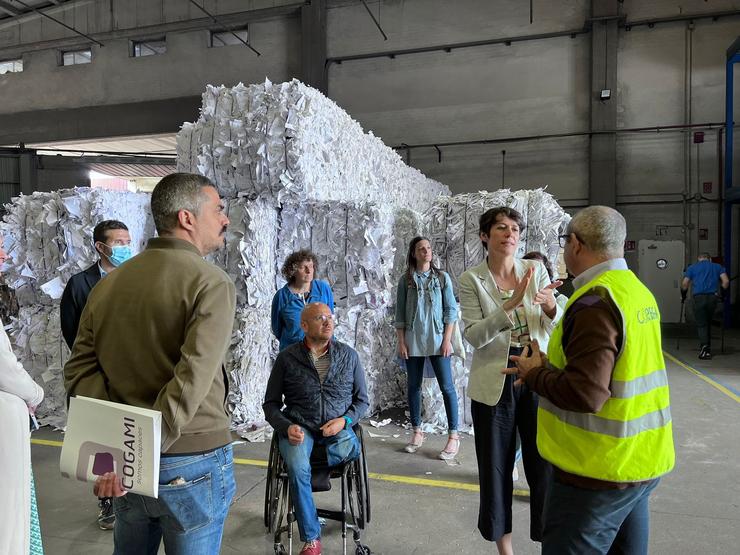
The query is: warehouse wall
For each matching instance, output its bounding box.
[0,0,739,271]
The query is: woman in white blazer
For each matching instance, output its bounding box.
[0,236,45,555]
[459,207,562,555]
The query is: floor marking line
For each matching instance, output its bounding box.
[32,439,524,495]
[31,439,64,447]
[664,351,740,404]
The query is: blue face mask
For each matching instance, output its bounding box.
[106,245,133,267]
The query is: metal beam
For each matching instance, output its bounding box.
[0,1,21,17]
[188,0,260,56]
[0,3,305,56]
[301,0,327,93]
[327,28,587,65]
[588,0,619,208]
[12,0,103,46]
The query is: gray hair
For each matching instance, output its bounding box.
[568,205,626,258]
[150,173,215,234]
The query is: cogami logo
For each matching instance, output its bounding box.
[75,442,125,481]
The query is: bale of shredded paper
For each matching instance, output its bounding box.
[177,79,450,209]
[8,305,68,428]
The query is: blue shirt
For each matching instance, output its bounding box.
[271,279,335,351]
[394,270,457,357]
[684,260,726,295]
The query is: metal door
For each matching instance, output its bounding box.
[638,240,685,323]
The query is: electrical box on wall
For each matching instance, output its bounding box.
[703,181,712,193]
[699,228,709,240]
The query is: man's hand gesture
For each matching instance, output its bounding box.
[502,340,548,386]
[319,417,345,437]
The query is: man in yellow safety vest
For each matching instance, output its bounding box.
[505,205,675,555]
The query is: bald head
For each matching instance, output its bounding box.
[301,302,334,344]
[568,206,626,259]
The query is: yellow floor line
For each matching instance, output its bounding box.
[664,351,740,404]
[31,438,64,447]
[32,439,524,495]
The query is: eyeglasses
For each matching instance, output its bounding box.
[558,232,586,248]
[309,314,336,323]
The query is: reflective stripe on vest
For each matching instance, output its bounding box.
[539,269,675,482]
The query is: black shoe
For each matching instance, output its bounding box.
[97,497,115,530]
[698,346,712,360]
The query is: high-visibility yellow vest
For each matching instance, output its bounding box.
[539,269,675,482]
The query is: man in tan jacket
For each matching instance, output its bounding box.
[64,173,236,555]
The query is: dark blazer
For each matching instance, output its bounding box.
[60,264,101,349]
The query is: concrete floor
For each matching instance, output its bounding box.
[32,326,740,554]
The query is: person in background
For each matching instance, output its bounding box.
[60,220,132,351]
[458,207,562,555]
[507,205,674,555]
[65,173,237,555]
[681,252,729,360]
[272,250,335,351]
[60,218,131,530]
[395,236,460,459]
[0,234,45,554]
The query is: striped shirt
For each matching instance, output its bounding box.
[310,348,331,383]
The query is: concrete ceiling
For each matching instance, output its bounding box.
[27,133,178,156]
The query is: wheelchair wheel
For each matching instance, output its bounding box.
[359,430,371,524]
[265,437,289,534]
[347,456,367,530]
[264,436,279,528]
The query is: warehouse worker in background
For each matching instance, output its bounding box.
[263,302,369,555]
[506,206,675,555]
[681,252,729,360]
[64,173,236,555]
[59,218,131,530]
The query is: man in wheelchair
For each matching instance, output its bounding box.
[263,302,369,555]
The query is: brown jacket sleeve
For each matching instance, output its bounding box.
[525,288,623,413]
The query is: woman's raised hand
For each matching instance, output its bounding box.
[503,267,534,312]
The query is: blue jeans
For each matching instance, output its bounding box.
[406,355,459,431]
[542,477,659,555]
[112,444,236,555]
[278,427,360,542]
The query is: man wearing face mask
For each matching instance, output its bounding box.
[60,219,131,530]
[61,220,133,351]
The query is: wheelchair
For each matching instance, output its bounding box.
[264,424,372,554]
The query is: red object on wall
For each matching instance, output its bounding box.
[624,240,636,252]
[693,131,705,143]
[703,181,712,193]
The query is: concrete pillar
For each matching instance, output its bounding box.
[301,0,327,94]
[589,0,620,207]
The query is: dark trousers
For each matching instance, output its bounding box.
[542,477,659,555]
[471,372,552,543]
[693,294,717,348]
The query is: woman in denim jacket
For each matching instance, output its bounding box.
[395,236,460,459]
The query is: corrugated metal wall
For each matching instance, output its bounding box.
[0,154,20,210]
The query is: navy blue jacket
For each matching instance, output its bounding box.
[60,264,101,349]
[263,339,369,434]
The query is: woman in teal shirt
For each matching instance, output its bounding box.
[395,237,460,459]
